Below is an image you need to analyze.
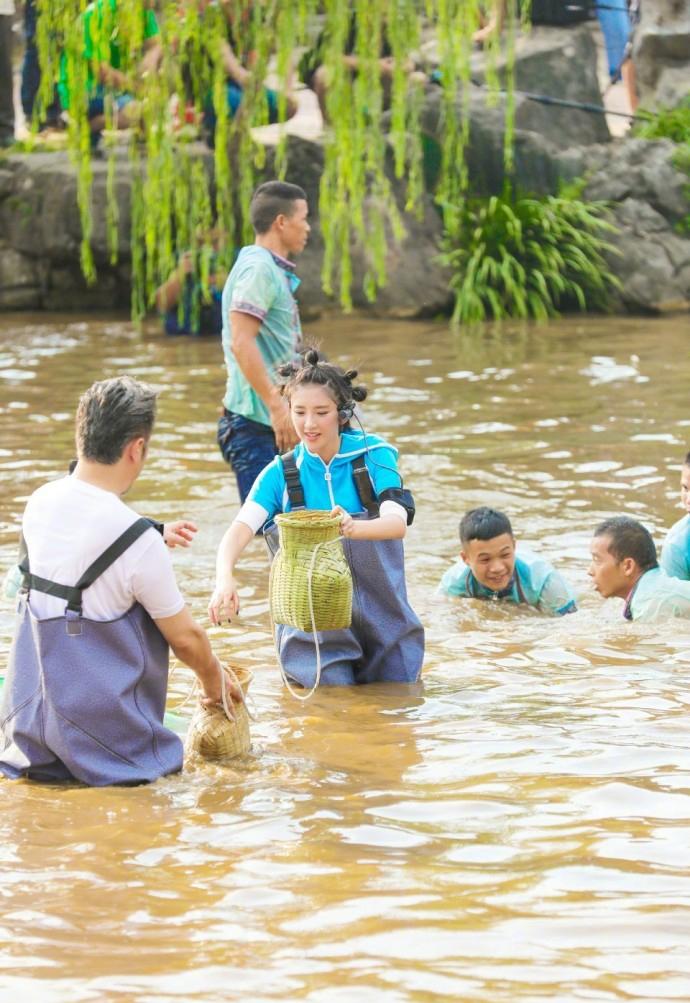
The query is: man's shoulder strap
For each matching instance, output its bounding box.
[280,451,379,516]
[19,517,153,614]
[280,450,306,509]
[74,518,153,592]
[351,458,379,517]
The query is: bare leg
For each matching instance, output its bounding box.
[312,64,330,125]
[621,58,637,112]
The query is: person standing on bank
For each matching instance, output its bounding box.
[0,376,239,787]
[0,0,15,148]
[217,181,310,503]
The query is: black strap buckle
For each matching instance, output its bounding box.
[280,450,306,509]
[18,518,153,615]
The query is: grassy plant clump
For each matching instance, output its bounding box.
[439,191,620,324]
[632,99,690,144]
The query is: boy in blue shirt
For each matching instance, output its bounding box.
[661,452,690,581]
[439,507,577,615]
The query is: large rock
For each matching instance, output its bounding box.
[267,137,451,318]
[421,87,582,198]
[419,23,610,199]
[633,0,690,109]
[581,138,690,312]
[0,137,451,318]
[0,243,42,309]
[0,150,133,264]
[471,23,609,147]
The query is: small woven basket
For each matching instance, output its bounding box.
[269,510,352,632]
[184,663,252,761]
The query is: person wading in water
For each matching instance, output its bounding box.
[0,375,240,786]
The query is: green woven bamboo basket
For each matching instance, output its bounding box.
[184,663,253,761]
[269,510,352,632]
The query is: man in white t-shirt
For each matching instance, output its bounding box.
[0,376,238,786]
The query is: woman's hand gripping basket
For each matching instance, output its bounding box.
[269,510,352,632]
[185,663,252,760]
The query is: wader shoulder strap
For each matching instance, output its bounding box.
[351,459,379,517]
[19,517,153,614]
[280,451,379,517]
[514,568,528,605]
[280,450,306,510]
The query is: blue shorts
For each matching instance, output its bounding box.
[595,1,631,80]
[217,409,277,504]
[87,88,134,121]
[203,83,281,146]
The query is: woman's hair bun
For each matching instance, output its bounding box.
[343,369,358,383]
[277,360,299,381]
[352,385,368,403]
[304,348,320,367]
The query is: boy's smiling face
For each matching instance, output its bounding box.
[461,532,516,592]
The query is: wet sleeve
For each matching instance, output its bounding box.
[660,536,690,581]
[664,590,690,619]
[538,570,578,615]
[130,534,185,620]
[636,584,690,622]
[229,261,276,321]
[236,459,284,532]
[438,562,470,597]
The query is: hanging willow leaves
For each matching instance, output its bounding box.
[31,0,518,318]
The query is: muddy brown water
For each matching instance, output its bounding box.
[0,312,689,1002]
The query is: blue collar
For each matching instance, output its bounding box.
[267,249,300,292]
[268,249,297,273]
[622,572,648,620]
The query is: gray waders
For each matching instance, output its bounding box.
[0,519,183,786]
[266,453,425,689]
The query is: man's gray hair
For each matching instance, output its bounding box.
[76,376,158,465]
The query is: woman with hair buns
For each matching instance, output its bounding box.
[208,349,424,688]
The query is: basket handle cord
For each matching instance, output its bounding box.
[271,538,338,701]
[178,660,254,720]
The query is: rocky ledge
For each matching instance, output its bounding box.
[0,21,688,318]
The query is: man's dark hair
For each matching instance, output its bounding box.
[684,450,690,466]
[593,516,658,572]
[250,181,307,234]
[459,507,513,545]
[76,376,158,465]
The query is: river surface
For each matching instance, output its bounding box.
[0,312,689,1002]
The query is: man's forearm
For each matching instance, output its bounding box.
[169,621,220,691]
[231,324,280,409]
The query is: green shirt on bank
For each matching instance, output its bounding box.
[58,0,159,109]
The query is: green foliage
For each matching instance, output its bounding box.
[632,98,690,144]
[439,191,621,324]
[32,0,519,317]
